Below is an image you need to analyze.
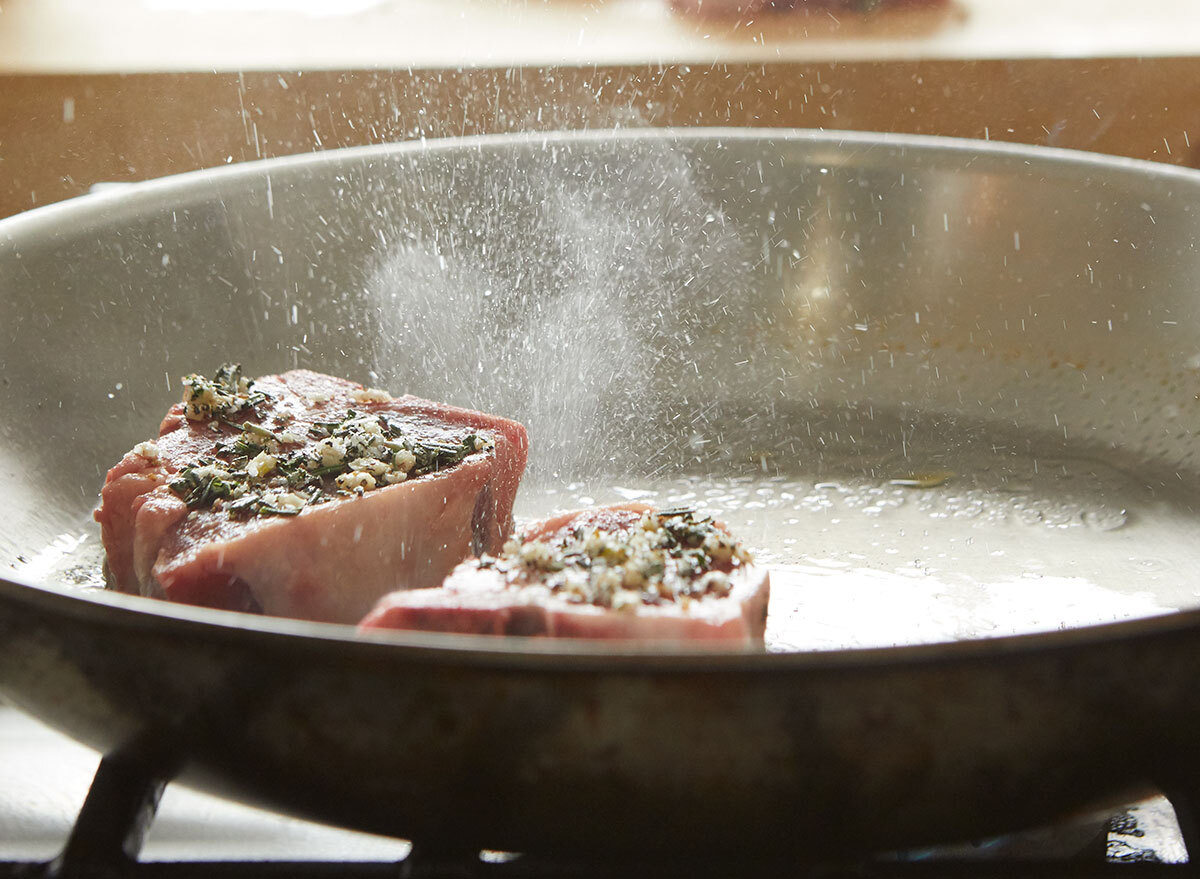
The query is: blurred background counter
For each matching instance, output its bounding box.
[2,0,1200,219]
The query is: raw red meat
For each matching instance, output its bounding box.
[95,366,528,624]
[359,503,770,644]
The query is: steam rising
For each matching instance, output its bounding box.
[362,139,754,482]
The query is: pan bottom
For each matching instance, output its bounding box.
[518,459,1185,650]
[21,426,1195,653]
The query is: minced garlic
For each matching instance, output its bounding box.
[350,387,393,403]
[168,366,493,519]
[132,441,160,462]
[336,471,376,492]
[246,452,277,479]
[181,364,263,422]
[480,508,752,609]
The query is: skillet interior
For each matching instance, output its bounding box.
[4,129,1200,855]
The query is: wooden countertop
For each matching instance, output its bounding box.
[2,0,1200,73]
[2,1,1199,220]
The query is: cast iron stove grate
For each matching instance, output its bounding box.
[3,744,1199,879]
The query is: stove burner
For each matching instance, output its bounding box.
[0,745,1196,878]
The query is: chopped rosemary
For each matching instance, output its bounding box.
[168,368,494,519]
[484,508,753,610]
[242,422,281,441]
[181,363,266,422]
[169,464,242,508]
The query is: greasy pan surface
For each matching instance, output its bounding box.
[4,129,1200,855]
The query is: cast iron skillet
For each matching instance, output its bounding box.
[3,129,1200,857]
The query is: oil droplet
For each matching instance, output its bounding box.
[1083,508,1128,532]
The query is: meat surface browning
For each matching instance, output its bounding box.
[95,367,528,624]
[359,503,770,643]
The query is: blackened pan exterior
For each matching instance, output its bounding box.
[2,574,1198,855]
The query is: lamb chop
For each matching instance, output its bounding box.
[96,365,528,624]
[360,503,770,644]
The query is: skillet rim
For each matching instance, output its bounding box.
[6,125,1200,248]
[3,568,1200,672]
[4,125,1200,672]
